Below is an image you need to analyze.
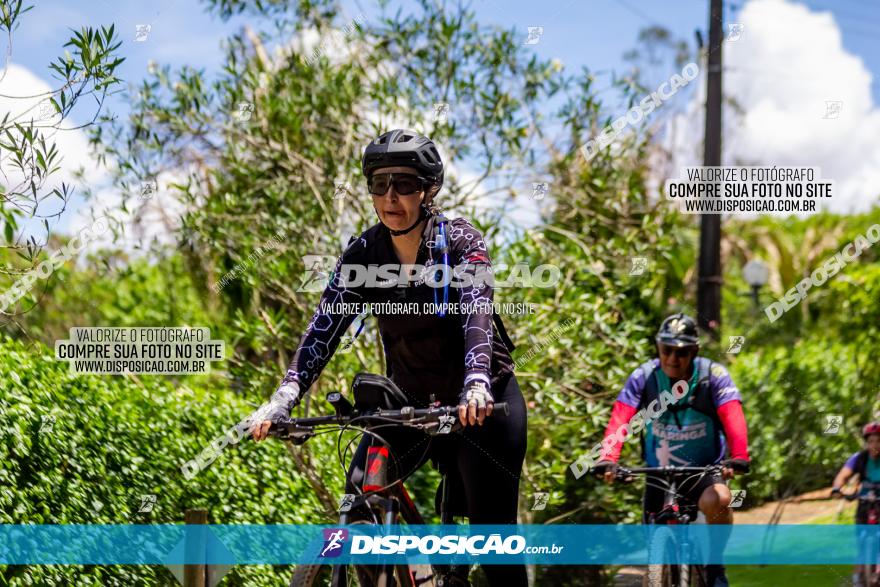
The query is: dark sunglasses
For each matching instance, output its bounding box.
[367,173,428,196]
[659,345,694,358]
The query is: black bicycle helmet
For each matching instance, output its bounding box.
[656,313,700,347]
[361,129,444,189]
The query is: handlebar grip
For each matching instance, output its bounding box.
[722,458,751,474]
[493,402,509,416]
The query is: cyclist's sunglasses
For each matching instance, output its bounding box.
[367,173,429,196]
[658,345,695,358]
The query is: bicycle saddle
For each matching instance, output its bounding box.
[351,373,410,411]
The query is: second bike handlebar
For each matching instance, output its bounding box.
[842,481,880,502]
[591,460,750,482]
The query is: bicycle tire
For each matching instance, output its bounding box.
[289,519,391,587]
[289,562,370,587]
[866,530,879,587]
[644,526,674,587]
[290,562,414,587]
[643,564,669,587]
[288,509,437,587]
[675,563,689,587]
[686,565,707,587]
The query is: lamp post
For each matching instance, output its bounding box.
[743,259,769,307]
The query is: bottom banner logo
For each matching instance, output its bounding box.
[319,528,349,558]
[350,534,526,555]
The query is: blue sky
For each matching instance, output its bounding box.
[5,0,880,240]
[13,0,879,110]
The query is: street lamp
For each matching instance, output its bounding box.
[743,259,769,307]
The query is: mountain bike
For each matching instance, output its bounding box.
[594,462,747,587]
[268,372,508,587]
[844,480,880,587]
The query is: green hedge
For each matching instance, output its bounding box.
[0,336,334,585]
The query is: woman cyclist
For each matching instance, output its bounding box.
[832,421,880,587]
[250,129,528,586]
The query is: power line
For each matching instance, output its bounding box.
[613,0,665,28]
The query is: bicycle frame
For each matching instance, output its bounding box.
[848,482,880,586]
[607,464,728,587]
[274,395,510,587]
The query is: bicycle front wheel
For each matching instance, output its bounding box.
[290,563,418,587]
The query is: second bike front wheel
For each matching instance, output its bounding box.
[686,565,707,587]
[645,525,675,587]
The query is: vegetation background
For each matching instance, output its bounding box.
[1,0,877,584]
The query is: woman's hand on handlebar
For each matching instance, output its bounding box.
[458,380,494,427]
[249,382,301,442]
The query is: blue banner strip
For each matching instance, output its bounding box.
[0,524,877,565]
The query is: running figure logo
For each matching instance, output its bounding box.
[437,414,455,434]
[531,182,549,200]
[730,490,746,508]
[338,494,355,512]
[297,255,336,292]
[138,494,157,513]
[823,101,842,120]
[629,257,648,276]
[531,492,549,511]
[319,528,349,558]
[727,23,744,42]
[727,336,745,354]
[824,415,842,435]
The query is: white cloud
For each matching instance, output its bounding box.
[0,64,106,212]
[0,63,184,254]
[0,64,123,258]
[668,0,880,214]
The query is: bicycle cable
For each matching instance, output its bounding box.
[334,420,435,508]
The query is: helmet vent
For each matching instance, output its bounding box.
[398,133,413,142]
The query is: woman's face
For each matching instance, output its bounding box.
[370,166,425,232]
[868,434,880,458]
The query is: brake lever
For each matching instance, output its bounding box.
[615,469,635,484]
[423,413,459,435]
[269,420,315,444]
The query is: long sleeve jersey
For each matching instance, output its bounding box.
[281,213,514,406]
[601,358,750,465]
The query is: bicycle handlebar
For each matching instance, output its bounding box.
[842,482,880,502]
[590,460,748,482]
[268,402,510,442]
[617,464,724,478]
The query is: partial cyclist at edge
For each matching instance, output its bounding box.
[831,421,880,587]
[594,313,751,587]
[250,129,528,586]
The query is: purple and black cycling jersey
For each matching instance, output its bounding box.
[616,358,743,409]
[281,213,514,406]
[617,358,744,466]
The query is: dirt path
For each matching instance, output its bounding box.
[733,486,856,524]
[610,487,857,586]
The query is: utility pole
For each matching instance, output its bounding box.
[697,0,723,337]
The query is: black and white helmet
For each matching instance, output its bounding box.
[361,129,444,189]
[656,313,700,347]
